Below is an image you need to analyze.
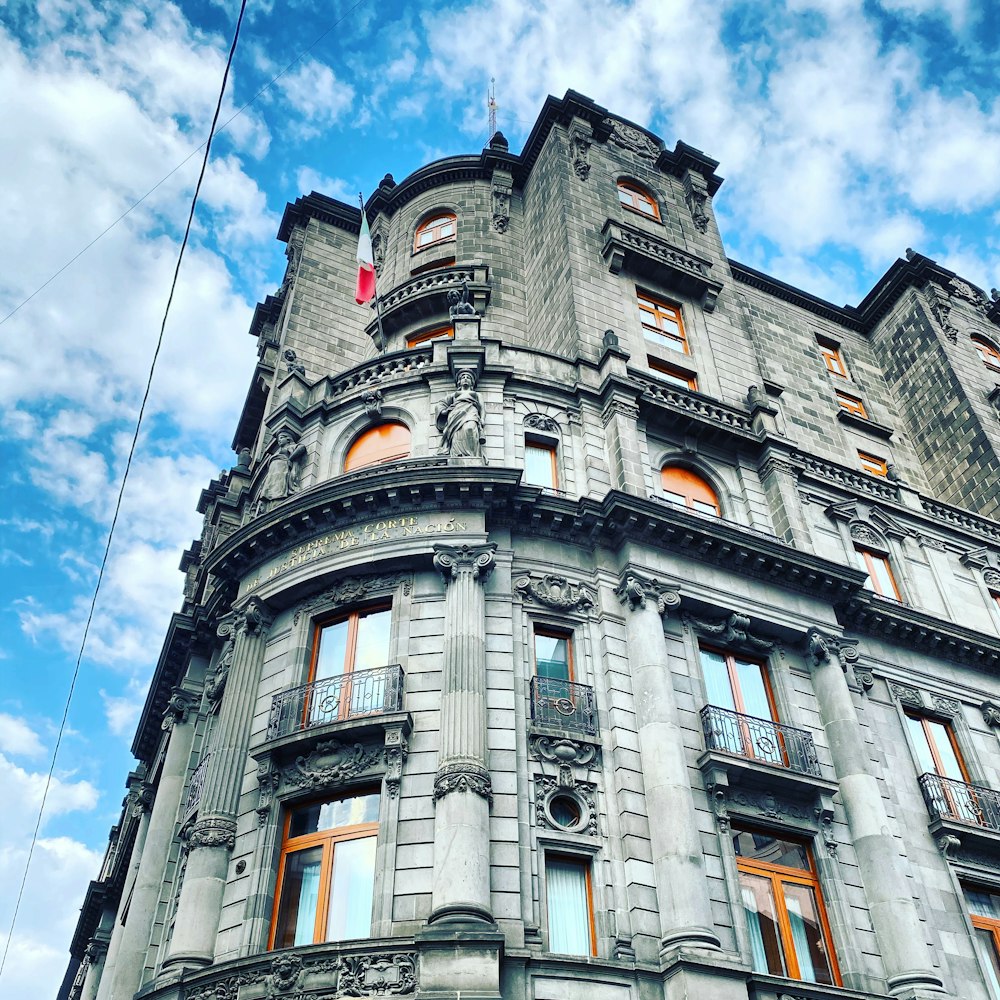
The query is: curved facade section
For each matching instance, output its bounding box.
[65,90,1000,1000]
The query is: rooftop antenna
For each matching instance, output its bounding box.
[488,77,497,139]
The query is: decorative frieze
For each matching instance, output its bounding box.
[293,575,405,625]
[889,681,923,709]
[514,573,594,613]
[285,740,383,789]
[603,117,659,159]
[335,952,417,996]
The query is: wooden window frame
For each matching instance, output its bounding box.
[857,450,888,477]
[413,212,456,252]
[648,356,698,390]
[660,465,721,517]
[406,325,453,348]
[308,604,392,685]
[854,545,902,601]
[972,335,1000,371]
[638,291,687,354]
[734,828,841,985]
[269,791,380,949]
[905,712,972,783]
[343,421,411,472]
[544,852,597,957]
[524,436,559,490]
[965,885,1000,992]
[817,337,848,378]
[701,646,779,721]
[835,390,867,418]
[616,180,660,220]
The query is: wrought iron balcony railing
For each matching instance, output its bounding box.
[700,704,821,777]
[529,675,597,736]
[918,772,1000,830]
[183,753,210,817]
[267,664,405,741]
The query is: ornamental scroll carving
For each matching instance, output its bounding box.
[187,817,237,851]
[433,543,496,582]
[161,686,195,730]
[615,573,681,615]
[218,596,274,641]
[684,611,774,651]
[433,762,493,806]
[383,727,408,799]
[889,681,923,709]
[514,573,594,613]
[293,575,405,625]
[569,125,591,180]
[285,740,383,789]
[256,758,282,826]
[603,117,659,159]
[982,701,1000,728]
[491,179,511,233]
[336,951,417,996]
[804,630,868,689]
[524,413,560,434]
[534,774,599,836]
[529,734,599,790]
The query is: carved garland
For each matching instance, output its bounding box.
[285,740,384,789]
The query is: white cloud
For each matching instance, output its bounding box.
[0,715,46,758]
[295,167,354,202]
[274,57,355,139]
[101,677,148,738]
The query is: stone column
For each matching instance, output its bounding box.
[79,939,109,1000]
[427,542,496,926]
[163,597,273,971]
[617,573,722,957]
[808,631,948,999]
[106,689,198,999]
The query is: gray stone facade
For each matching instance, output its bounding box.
[64,91,1000,1000]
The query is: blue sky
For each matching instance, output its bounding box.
[1,0,998,992]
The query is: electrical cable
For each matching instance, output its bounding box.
[0,0,370,330]
[0,0,249,981]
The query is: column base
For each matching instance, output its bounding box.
[415,923,504,999]
[159,951,213,976]
[886,970,949,999]
[659,924,722,958]
[661,948,749,1000]
[427,902,495,927]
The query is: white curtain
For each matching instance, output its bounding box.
[741,884,770,973]
[547,859,591,955]
[293,858,321,946]
[786,894,817,982]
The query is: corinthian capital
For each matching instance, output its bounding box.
[433,543,496,582]
[217,596,274,641]
[615,572,681,616]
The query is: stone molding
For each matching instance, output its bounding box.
[432,761,493,806]
[293,574,407,625]
[514,572,594,613]
[432,543,496,582]
[684,610,774,652]
[615,572,681,615]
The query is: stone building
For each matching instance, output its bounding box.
[63,90,1000,1000]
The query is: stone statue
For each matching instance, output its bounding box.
[283,348,305,377]
[254,430,307,516]
[447,281,477,318]
[436,370,486,462]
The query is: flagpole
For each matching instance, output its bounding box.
[359,193,387,353]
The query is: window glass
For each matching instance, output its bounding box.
[546,856,594,955]
[617,181,659,219]
[817,337,848,377]
[313,608,391,681]
[414,213,456,250]
[966,887,1000,999]
[327,835,378,940]
[661,466,720,516]
[854,546,901,600]
[407,325,453,347]
[535,630,571,681]
[835,390,867,417]
[525,440,558,489]
[638,292,687,353]
[858,451,888,477]
[648,358,697,389]
[973,335,1000,371]
[906,715,967,782]
[344,422,411,472]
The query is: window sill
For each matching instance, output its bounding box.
[747,973,860,1000]
[836,408,894,439]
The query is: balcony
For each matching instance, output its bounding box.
[529,676,597,737]
[183,753,210,818]
[918,772,1000,853]
[700,705,821,777]
[267,665,405,741]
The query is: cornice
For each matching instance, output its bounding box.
[69,880,107,960]
[277,191,361,242]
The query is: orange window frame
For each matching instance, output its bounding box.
[661,465,721,516]
[406,325,453,347]
[973,335,1000,371]
[858,451,888,477]
[268,795,379,949]
[818,339,848,377]
[735,836,841,985]
[413,212,456,252]
[343,422,411,472]
[524,437,559,489]
[854,546,901,600]
[545,853,597,956]
[617,180,660,220]
[638,292,687,353]
[308,604,391,684]
[648,356,698,390]
[906,713,972,783]
[703,646,779,721]
[836,390,867,417]
[533,626,574,681]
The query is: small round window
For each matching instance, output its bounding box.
[549,795,582,829]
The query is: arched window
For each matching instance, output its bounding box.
[406,325,453,348]
[661,465,720,516]
[972,334,1000,371]
[344,422,411,472]
[414,212,456,251]
[617,180,659,220]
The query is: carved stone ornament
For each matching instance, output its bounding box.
[685,611,775,651]
[256,758,282,826]
[161,686,195,730]
[252,431,308,518]
[534,774,599,836]
[514,573,595,613]
[927,284,959,344]
[615,573,681,616]
[283,348,305,377]
[727,787,813,824]
[603,117,660,159]
[932,694,961,718]
[363,386,384,419]
[815,805,838,859]
[447,281,478,318]
[128,782,154,818]
[186,971,263,1000]
[529,733,599,769]
[433,762,493,806]
[277,228,304,298]
[683,172,709,233]
[950,279,989,311]
[524,412,560,434]
[804,629,861,679]
[984,568,1000,591]
[187,817,237,851]
[982,701,1000,728]
[294,575,405,625]
[491,180,511,233]
[889,681,923,709]
[285,739,383,789]
[436,368,486,462]
[268,954,304,995]
[218,595,274,641]
[336,951,417,996]
[569,125,591,180]
[433,543,496,582]
[850,521,889,550]
[371,230,385,272]
[383,727,408,799]
[205,639,234,706]
[936,833,962,859]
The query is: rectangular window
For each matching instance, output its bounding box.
[545,854,596,956]
[905,713,982,822]
[853,546,901,600]
[858,451,888,477]
[309,606,392,722]
[648,356,697,390]
[817,337,848,378]
[271,792,380,949]
[835,390,867,417]
[638,291,687,353]
[406,325,453,347]
[524,438,558,489]
[966,887,1000,998]
[534,627,572,681]
[734,827,839,985]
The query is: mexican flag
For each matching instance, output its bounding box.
[355,208,376,305]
